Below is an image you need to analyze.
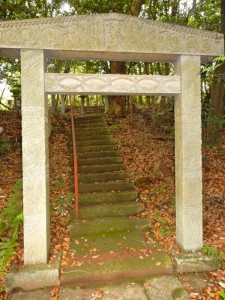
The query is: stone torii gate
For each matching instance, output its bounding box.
[0,14,223,265]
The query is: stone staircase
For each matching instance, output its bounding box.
[76,115,144,219]
[62,115,173,286]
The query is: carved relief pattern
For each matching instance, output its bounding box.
[0,14,223,57]
[45,73,180,96]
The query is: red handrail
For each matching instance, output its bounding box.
[70,102,79,219]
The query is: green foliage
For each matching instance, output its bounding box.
[0,180,23,278]
[219,291,225,299]
[0,140,11,156]
[202,56,225,83]
[202,244,220,258]
[0,238,18,277]
[52,177,66,190]
[67,0,131,15]
[172,287,185,299]
[152,212,173,236]
[53,193,74,216]
[0,180,23,237]
[187,0,220,31]
[159,224,173,237]
[202,102,225,145]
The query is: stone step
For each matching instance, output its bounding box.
[78,150,120,159]
[78,157,123,167]
[70,217,148,237]
[77,144,118,153]
[79,181,134,194]
[79,202,144,219]
[78,164,124,174]
[78,171,128,183]
[75,115,104,121]
[76,139,116,147]
[75,122,107,128]
[59,276,190,300]
[75,127,111,135]
[79,190,138,205]
[76,133,111,141]
[75,116,105,123]
[69,224,152,255]
[75,117,105,123]
[61,252,173,286]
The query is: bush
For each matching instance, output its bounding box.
[0,140,11,156]
[0,180,23,278]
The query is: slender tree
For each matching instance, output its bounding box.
[208,0,225,141]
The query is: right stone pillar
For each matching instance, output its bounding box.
[174,55,203,251]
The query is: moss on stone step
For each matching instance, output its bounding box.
[70,217,149,237]
[79,202,144,219]
[79,190,138,205]
[78,157,123,167]
[74,117,106,124]
[76,126,110,134]
[76,126,111,136]
[78,164,124,174]
[79,181,134,193]
[61,252,173,286]
[77,145,118,153]
[69,228,158,256]
[78,150,120,159]
[75,117,105,122]
[75,122,107,128]
[76,133,111,141]
[78,171,128,183]
[75,126,108,132]
[75,115,104,121]
[76,139,116,147]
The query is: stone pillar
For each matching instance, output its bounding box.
[21,50,50,264]
[174,55,203,251]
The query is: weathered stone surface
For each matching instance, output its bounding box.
[0,14,223,61]
[61,252,173,286]
[8,289,51,300]
[6,254,60,293]
[180,273,208,293]
[59,283,148,300]
[45,74,180,96]
[21,49,50,265]
[144,276,189,300]
[172,251,221,273]
[79,202,144,218]
[174,55,203,251]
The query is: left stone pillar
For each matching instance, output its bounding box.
[21,50,50,264]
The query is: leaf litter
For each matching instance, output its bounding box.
[0,111,224,299]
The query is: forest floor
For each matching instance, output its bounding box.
[0,110,225,299]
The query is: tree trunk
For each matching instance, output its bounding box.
[108,61,126,117]
[52,95,57,112]
[130,0,145,16]
[108,0,144,117]
[208,0,225,142]
[61,95,66,114]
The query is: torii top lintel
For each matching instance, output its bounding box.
[0,13,223,62]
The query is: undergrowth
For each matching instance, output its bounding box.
[202,244,225,264]
[0,180,23,280]
[0,140,11,156]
